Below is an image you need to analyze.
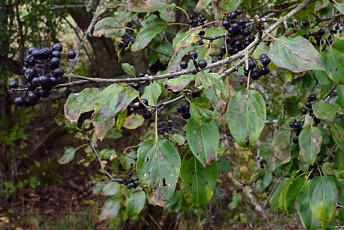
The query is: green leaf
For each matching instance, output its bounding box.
[272,129,291,163]
[334,3,344,15]
[270,178,289,210]
[322,46,344,84]
[165,190,183,213]
[225,90,266,148]
[126,191,146,216]
[137,138,181,206]
[297,183,321,230]
[204,27,227,37]
[132,15,168,52]
[119,151,136,170]
[142,82,162,105]
[122,63,136,76]
[173,27,202,52]
[190,97,219,122]
[267,36,325,73]
[166,74,195,92]
[337,85,344,107]
[219,0,243,11]
[93,183,106,194]
[123,113,145,130]
[312,101,338,122]
[64,88,100,123]
[258,172,272,191]
[102,182,120,196]
[99,198,121,221]
[228,194,242,209]
[278,176,306,214]
[299,127,323,163]
[99,149,116,160]
[308,176,337,227]
[153,41,173,62]
[185,119,219,166]
[58,146,76,164]
[93,17,125,38]
[330,120,344,151]
[94,84,138,122]
[198,72,229,98]
[195,0,212,12]
[171,134,185,145]
[332,39,344,51]
[180,154,217,207]
[128,0,173,12]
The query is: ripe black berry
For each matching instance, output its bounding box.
[132,82,140,90]
[302,20,309,27]
[188,51,198,60]
[9,80,19,89]
[236,9,243,15]
[314,34,322,41]
[302,108,308,114]
[243,29,250,36]
[38,89,50,98]
[31,77,40,87]
[259,54,268,61]
[52,51,61,58]
[27,91,39,104]
[38,75,50,87]
[26,83,36,91]
[220,45,227,54]
[230,12,237,19]
[198,60,207,69]
[192,89,201,98]
[222,20,230,29]
[139,99,149,109]
[231,23,239,31]
[289,122,295,128]
[142,109,152,119]
[182,112,191,119]
[67,50,76,59]
[309,94,316,101]
[180,61,188,69]
[250,69,261,80]
[49,77,58,86]
[118,42,124,48]
[260,66,270,75]
[14,96,24,106]
[318,29,325,36]
[261,57,271,66]
[248,60,256,70]
[177,104,186,113]
[138,72,145,78]
[53,67,64,78]
[24,54,35,66]
[292,137,299,144]
[27,46,37,54]
[294,121,301,128]
[52,43,63,52]
[305,101,312,108]
[49,57,60,69]
[248,35,255,43]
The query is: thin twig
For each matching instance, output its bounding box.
[324,144,337,162]
[323,83,337,101]
[147,46,172,58]
[50,4,86,10]
[263,177,284,208]
[88,138,114,179]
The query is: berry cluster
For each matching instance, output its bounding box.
[220,9,256,58]
[180,51,208,70]
[259,158,266,169]
[127,72,145,90]
[243,54,271,80]
[188,14,207,27]
[122,172,140,189]
[177,103,191,119]
[138,99,152,120]
[118,37,135,49]
[289,120,302,144]
[307,158,323,180]
[157,119,173,135]
[301,93,320,125]
[9,44,76,106]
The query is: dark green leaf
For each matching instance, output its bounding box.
[185,119,219,166]
[268,36,325,73]
[337,85,344,107]
[322,46,344,84]
[123,113,145,130]
[99,198,121,221]
[299,127,323,163]
[64,88,100,123]
[180,154,217,207]
[126,191,146,216]
[279,176,306,214]
[132,15,168,52]
[332,39,344,51]
[308,176,337,227]
[137,138,181,206]
[225,90,266,147]
[173,27,202,52]
[94,84,138,122]
[270,178,289,210]
[312,101,338,122]
[99,149,116,160]
[122,63,136,76]
[330,121,344,151]
[190,97,219,122]
[58,146,76,164]
[204,27,227,37]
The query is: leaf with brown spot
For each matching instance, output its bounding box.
[93,17,125,38]
[92,118,116,141]
[299,127,323,163]
[128,0,172,12]
[64,88,100,123]
[166,74,195,92]
[268,36,325,73]
[272,129,291,163]
[185,118,219,166]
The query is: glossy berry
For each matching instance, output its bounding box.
[243,29,251,36]
[138,72,145,78]
[182,112,191,119]
[260,66,270,75]
[53,67,64,78]
[294,121,301,128]
[222,20,230,29]
[180,61,188,69]
[309,94,316,101]
[192,89,201,98]
[31,77,40,87]
[302,108,308,114]
[27,46,37,54]
[142,109,152,119]
[188,51,198,60]
[220,45,227,54]
[38,89,50,98]
[24,54,35,65]
[248,60,256,70]
[67,50,76,59]
[318,29,325,36]
[308,108,313,114]
[14,96,24,106]
[302,20,309,27]
[118,42,124,48]
[52,43,63,52]
[230,12,237,19]
[289,122,295,128]
[177,104,186,113]
[49,77,58,86]
[132,82,140,90]
[49,57,60,69]
[139,99,149,109]
[259,54,268,61]
[292,137,299,144]
[52,51,61,58]
[26,83,36,91]
[231,23,239,31]
[198,60,207,69]
[9,80,19,89]
[305,101,312,108]
[236,9,243,15]
[27,91,39,104]
[261,57,271,66]
[38,75,50,87]
[250,69,261,80]
[248,35,255,43]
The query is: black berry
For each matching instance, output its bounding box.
[180,61,188,69]
[305,101,312,108]
[139,99,149,109]
[182,112,191,119]
[198,60,207,69]
[14,96,24,106]
[9,80,19,89]
[177,104,186,113]
[188,51,198,60]
[261,57,271,66]
[67,50,76,59]
[52,43,63,52]
[142,109,152,119]
[260,66,270,75]
[293,137,299,144]
[302,108,308,114]
[302,20,309,27]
